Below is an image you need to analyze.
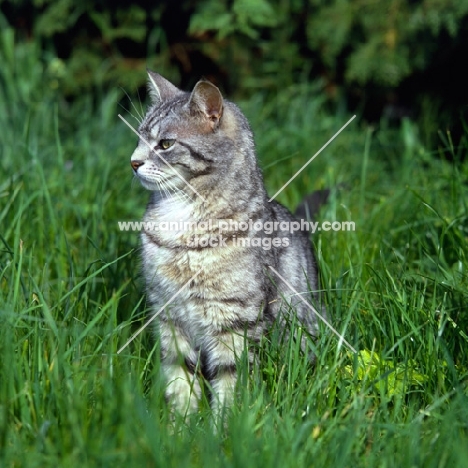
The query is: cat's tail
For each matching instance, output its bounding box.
[294,189,331,220]
[294,185,346,220]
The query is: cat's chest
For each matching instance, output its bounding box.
[144,197,194,245]
[142,240,262,335]
[142,236,246,287]
[143,232,263,301]
[141,198,267,332]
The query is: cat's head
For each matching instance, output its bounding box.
[130,70,253,195]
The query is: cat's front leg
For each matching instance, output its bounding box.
[158,317,201,416]
[203,331,247,419]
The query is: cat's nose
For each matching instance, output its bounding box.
[131,160,144,171]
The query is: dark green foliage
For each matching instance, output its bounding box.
[307,0,468,86]
[1,0,174,95]
[2,0,468,131]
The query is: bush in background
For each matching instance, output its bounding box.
[1,0,468,137]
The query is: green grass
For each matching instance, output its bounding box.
[1,31,468,467]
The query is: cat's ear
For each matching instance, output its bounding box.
[147,69,180,105]
[188,80,223,129]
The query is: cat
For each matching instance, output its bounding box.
[129,70,325,419]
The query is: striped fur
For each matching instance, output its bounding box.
[130,71,325,418]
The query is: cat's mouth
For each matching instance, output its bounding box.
[134,164,188,193]
[131,162,159,189]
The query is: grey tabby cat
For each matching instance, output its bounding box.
[130,70,325,418]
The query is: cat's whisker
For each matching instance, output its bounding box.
[162,183,176,201]
[160,174,186,197]
[164,178,192,203]
[158,176,173,197]
[164,184,189,204]
[118,102,140,125]
[130,101,143,124]
[157,178,172,199]
[161,178,187,204]
[120,87,143,123]
[136,87,145,123]
[131,93,144,123]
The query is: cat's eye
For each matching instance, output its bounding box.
[159,139,175,150]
